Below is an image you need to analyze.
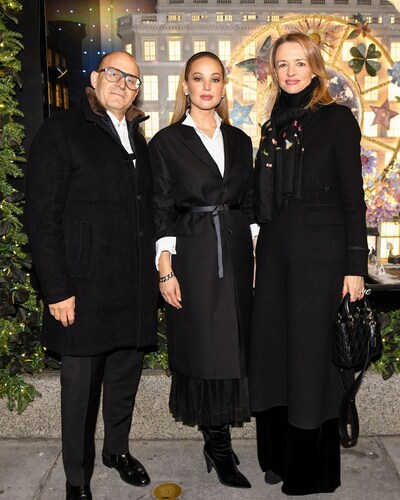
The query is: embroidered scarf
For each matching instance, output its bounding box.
[254,78,319,223]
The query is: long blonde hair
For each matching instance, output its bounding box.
[266,32,335,117]
[170,51,231,125]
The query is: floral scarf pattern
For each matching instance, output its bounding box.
[254,78,319,223]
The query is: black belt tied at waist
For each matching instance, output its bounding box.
[179,204,240,278]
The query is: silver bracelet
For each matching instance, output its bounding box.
[159,271,175,283]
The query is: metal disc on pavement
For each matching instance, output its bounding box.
[152,482,183,499]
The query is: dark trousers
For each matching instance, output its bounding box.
[256,406,341,495]
[60,347,144,486]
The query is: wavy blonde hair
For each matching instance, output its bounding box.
[170,51,231,125]
[266,32,335,117]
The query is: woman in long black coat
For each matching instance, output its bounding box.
[148,52,256,489]
[249,33,368,495]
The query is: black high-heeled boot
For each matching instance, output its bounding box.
[200,426,240,465]
[203,424,251,489]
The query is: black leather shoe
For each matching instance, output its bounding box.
[102,452,150,487]
[65,482,92,500]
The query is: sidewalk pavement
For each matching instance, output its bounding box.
[0,437,399,500]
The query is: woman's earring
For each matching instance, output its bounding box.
[184,92,189,96]
[221,95,225,99]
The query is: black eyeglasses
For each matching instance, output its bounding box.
[97,66,142,90]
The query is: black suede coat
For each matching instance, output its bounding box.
[25,89,158,356]
[149,119,255,379]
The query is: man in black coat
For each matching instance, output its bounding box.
[25,51,158,500]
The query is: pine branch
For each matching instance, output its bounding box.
[0,0,45,412]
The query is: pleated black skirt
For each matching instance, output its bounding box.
[169,370,251,427]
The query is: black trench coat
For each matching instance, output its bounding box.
[25,89,158,356]
[149,119,255,380]
[249,104,368,429]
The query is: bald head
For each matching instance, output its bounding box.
[97,51,139,74]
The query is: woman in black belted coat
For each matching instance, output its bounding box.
[149,52,255,489]
[249,33,368,496]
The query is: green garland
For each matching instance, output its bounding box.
[372,309,400,379]
[0,0,44,413]
[144,306,169,371]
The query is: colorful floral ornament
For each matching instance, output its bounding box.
[366,196,399,227]
[370,99,399,129]
[387,62,400,87]
[229,99,254,127]
[235,36,272,83]
[348,43,381,77]
[285,17,344,54]
[365,167,400,226]
[362,151,400,227]
[347,13,371,39]
[360,146,378,175]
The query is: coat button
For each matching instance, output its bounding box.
[139,231,144,237]
[137,194,142,201]
[221,187,227,193]
[221,203,229,212]
[227,229,233,235]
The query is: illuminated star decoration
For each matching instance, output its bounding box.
[230,100,254,127]
[370,99,399,129]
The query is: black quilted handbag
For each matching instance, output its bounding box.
[332,292,383,447]
[332,293,382,369]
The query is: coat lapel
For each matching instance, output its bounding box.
[83,98,126,152]
[221,123,236,181]
[83,88,148,156]
[180,123,222,178]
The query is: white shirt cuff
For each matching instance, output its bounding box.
[155,237,177,270]
[250,223,260,238]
